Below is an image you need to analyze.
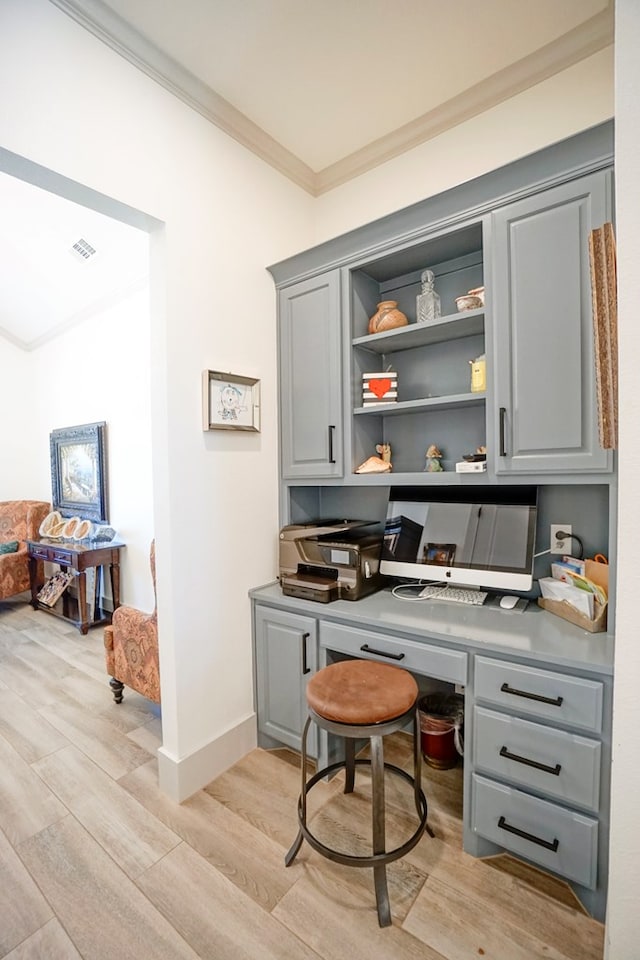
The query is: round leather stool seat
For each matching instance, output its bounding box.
[285,658,432,928]
[307,659,418,724]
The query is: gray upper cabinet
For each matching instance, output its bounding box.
[492,171,613,474]
[279,272,343,478]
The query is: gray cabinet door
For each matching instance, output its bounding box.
[492,171,613,474]
[254,605,317,755]
[279,272,343,478]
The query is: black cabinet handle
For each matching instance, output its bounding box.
[500,682,563,707]
[499,407,507,457]
[328,425,336,463]
[360,643,405,661]
[498,815,559,852]
[499,745,561,776]
[301,632,311,675]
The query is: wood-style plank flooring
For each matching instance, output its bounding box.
[0,597,605,960]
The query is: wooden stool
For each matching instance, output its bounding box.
[285,658,432,926]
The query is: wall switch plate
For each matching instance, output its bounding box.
[550,523,572,555]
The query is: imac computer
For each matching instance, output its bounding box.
[380,485,538,594]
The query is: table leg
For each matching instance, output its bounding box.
[28,555,39,609]
[110,556,121,611]
[78,570,89,635]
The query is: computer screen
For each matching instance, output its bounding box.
[380,485,538,592]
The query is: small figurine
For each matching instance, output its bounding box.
[425,444,444,472]
[355,442,392,474]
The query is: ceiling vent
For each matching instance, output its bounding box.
[70,238,98,262]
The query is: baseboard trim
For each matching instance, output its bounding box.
[157,712,257,802]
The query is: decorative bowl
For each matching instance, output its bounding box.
[39,510,63,537]
[468,286,485,306]
[455,294,483,312]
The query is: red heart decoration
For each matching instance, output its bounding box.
[370,378,392,398]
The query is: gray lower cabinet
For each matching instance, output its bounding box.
[279,271,343,479]
[492,170,613,474]
[254,605,318,756]
[471,655,608,918]
[251,586,611,920]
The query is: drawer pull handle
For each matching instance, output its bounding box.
[360,644,405,661]
[301,632,311,675]
[499,746,561,776]
[498,815,559,852]
[500,682,563,707]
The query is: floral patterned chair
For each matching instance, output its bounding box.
[104,540,160,704]
[0,500,51,601]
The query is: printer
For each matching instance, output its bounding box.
[279,519,384,603]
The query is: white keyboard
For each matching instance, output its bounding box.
[418,585,488,606]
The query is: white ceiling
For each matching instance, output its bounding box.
[0,171,149,350]
[2,0,613,349]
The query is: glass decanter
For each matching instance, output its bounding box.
[416,269,441,324]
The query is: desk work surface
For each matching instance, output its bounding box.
[250,582,614,676]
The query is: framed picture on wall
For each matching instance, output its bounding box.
[49,421,109,522]
[202,370,261,432]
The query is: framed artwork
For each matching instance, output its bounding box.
[423,542,456,566]
[50,421,109,522]
[202,370,260,432]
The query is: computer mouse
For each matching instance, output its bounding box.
[499,594,519,610]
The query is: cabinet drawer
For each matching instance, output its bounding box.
[51,550,73,565]
[28,545,50,560]
[475,656,603,733]
[473,706,601,812]
[471,773,598,888]
[320,622,466,684]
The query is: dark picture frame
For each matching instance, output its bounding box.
[49,421,109,522]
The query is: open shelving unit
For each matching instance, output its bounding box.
[348,222,487,477]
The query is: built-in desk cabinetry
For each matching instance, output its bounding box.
[257,122,617,921]
[251,584,613,920]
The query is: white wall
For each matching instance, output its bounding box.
[0,338,40,498]
[24,284,155,611]
[0,0,314,800]
[605,3,640,957]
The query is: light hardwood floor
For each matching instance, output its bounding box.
[0,597,605,960]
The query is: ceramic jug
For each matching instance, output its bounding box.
[368,300,408,335]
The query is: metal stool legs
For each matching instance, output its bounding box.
[285,706,431,927]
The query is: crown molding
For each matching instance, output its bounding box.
[315,8,614,194]
[50,1,613,198]
[0,276,148,351]
[49,0,317,194]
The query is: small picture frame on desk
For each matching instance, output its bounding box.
[423,543,456,566]
[202,370,260,432]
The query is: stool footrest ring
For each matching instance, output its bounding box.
[289,758,428,870]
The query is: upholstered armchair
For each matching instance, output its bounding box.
[0,500,50,601]
[104,540,160,704]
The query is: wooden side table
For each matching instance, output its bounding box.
[26,538,125,635]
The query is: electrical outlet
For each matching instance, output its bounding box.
[550,523,572,555]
